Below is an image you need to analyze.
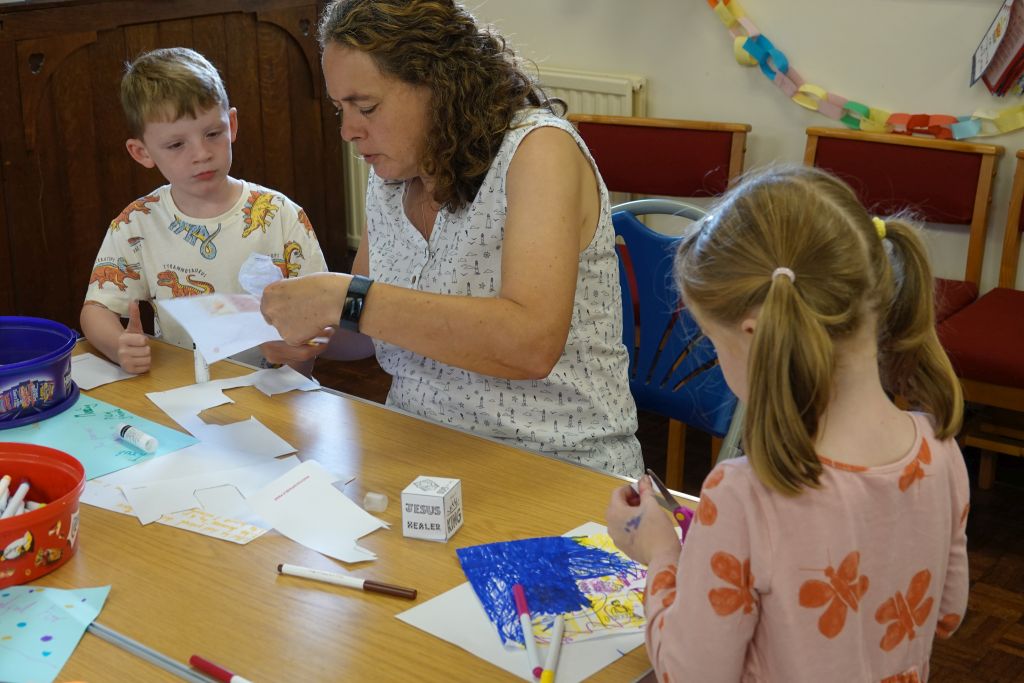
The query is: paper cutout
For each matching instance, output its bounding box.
[457,534,646,647]
[0,585,110,683]
[0,394,197,479]
[70,352,135,390]
[81,478,268,545]
[247,460,387,564]
[158,293,282,363]
[397,523,645,683]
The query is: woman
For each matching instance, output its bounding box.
[261,0,642,477]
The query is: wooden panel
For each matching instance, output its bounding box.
[224,12,265,185]
[0,41,19,313]
[256,20,295,196]
[157,17,192,50]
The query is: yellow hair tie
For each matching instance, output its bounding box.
[872,216,886,239]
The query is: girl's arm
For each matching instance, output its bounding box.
[935,441,971,639]
[261,126,596,380]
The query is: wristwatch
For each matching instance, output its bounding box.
[339,275,373,332]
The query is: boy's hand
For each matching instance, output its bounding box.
[118,300,151,374]
[606,475,680,565]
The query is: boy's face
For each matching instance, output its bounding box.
[126,104,238,207]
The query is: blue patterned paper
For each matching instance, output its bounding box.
[0,585,110,683]
[0,394,197,479]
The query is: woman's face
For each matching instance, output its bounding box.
[322,43,433,182]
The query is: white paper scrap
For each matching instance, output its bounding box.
[71,352,136,389]
[247,459,387,564]
[158,293,282,363]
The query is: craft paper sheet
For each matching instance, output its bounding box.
[0,585,110,683]
[70,352,135,390]
[0,394,197,479]
[396,523,646,682]
[456,533,646,646]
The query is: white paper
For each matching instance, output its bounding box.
[158,293,282,363]
[70,352,135,389]
[396,522,645,682]
[247,460,388,563]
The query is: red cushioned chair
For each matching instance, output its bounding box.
[805,127,1003,323]
[939,149,1024,489]
[569,114,751,490]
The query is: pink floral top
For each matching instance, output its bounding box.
[643,412,969,682]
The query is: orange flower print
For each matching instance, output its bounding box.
[881,669,921,683]
[875,569,934,651]
[935,613,962,639]
[818,455,868,472]
[646,567,678,609]
[697,468,724,526]
[898,440,931,491]
[798,551,870,639]
[708,552,756,616]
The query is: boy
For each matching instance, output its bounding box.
[81,47,327,375]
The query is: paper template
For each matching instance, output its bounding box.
[247,459,387,564]
[158,293,282,363]
[70,352,135,390]
[396,523,645,683]
[0,394,197,479]
[0,585,111,683]
[457,533,646,646]
[81,479,267,545]
[119,455,306,525]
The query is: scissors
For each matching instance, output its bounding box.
[645,468,694,543]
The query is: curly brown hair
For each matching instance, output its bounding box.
[319,0,563,212]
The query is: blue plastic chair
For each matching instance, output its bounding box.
[612,199,739,490]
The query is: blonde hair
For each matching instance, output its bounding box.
[676,165,962,495]
[120,47,229,138]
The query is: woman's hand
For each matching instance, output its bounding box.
[261,272,350,345]
[606,475,680,566]
[259,337,331,365]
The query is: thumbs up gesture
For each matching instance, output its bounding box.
[118,299,151,374]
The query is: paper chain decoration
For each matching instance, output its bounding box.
[708,0,1024,140]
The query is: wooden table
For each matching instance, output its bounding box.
[19,340,683,682]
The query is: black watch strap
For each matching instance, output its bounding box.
[339,275,373,332]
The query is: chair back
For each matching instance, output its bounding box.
[570,114,750,197]
[804,126,1003,321]
[612,199,737,437]
[999,149,1024,288]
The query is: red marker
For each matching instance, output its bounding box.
[189,654,254,683]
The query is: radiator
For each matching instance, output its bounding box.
[341,67,647,248]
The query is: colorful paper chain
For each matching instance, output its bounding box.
[708,0,1024,140]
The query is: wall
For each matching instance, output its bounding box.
[473,0,1024,291]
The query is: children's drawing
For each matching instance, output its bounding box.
[456,534,647,647]
[0,585,110,683]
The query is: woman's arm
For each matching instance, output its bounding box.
[263,126,599,379]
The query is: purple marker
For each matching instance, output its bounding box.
[512,583,543,679]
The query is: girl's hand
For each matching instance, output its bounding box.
[606,475,680,565]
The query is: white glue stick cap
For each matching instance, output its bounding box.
[363,491,388,513]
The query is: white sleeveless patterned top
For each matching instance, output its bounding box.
[366,109,642,477]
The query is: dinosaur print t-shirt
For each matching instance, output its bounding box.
[85,181,327,348]
[642,412,969,683]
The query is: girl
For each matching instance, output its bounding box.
[607,165,969,682]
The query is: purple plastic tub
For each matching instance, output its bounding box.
[0,317,79,428]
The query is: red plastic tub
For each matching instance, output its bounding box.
[0,443,85,588]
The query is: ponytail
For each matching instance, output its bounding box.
[877,218,963,438]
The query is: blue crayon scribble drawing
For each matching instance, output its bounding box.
[456,534,647,647]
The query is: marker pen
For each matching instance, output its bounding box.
[117,422,159,453]
[1,480,30,519]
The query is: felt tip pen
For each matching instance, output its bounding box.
[189,654,254,683]
[539,614,565,683]
[277,563,417,600]
[0,474,10,512]
[0,480,30,520]
[116,422,158,454]
[512,583,543,679]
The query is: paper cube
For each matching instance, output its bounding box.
[401,476,463,542]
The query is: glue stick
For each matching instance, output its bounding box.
[193,343,210,383]
[116,422,158,454]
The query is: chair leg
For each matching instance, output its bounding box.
[665,419,685,491]
[711,436,723,465]
[978,451,997,490]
